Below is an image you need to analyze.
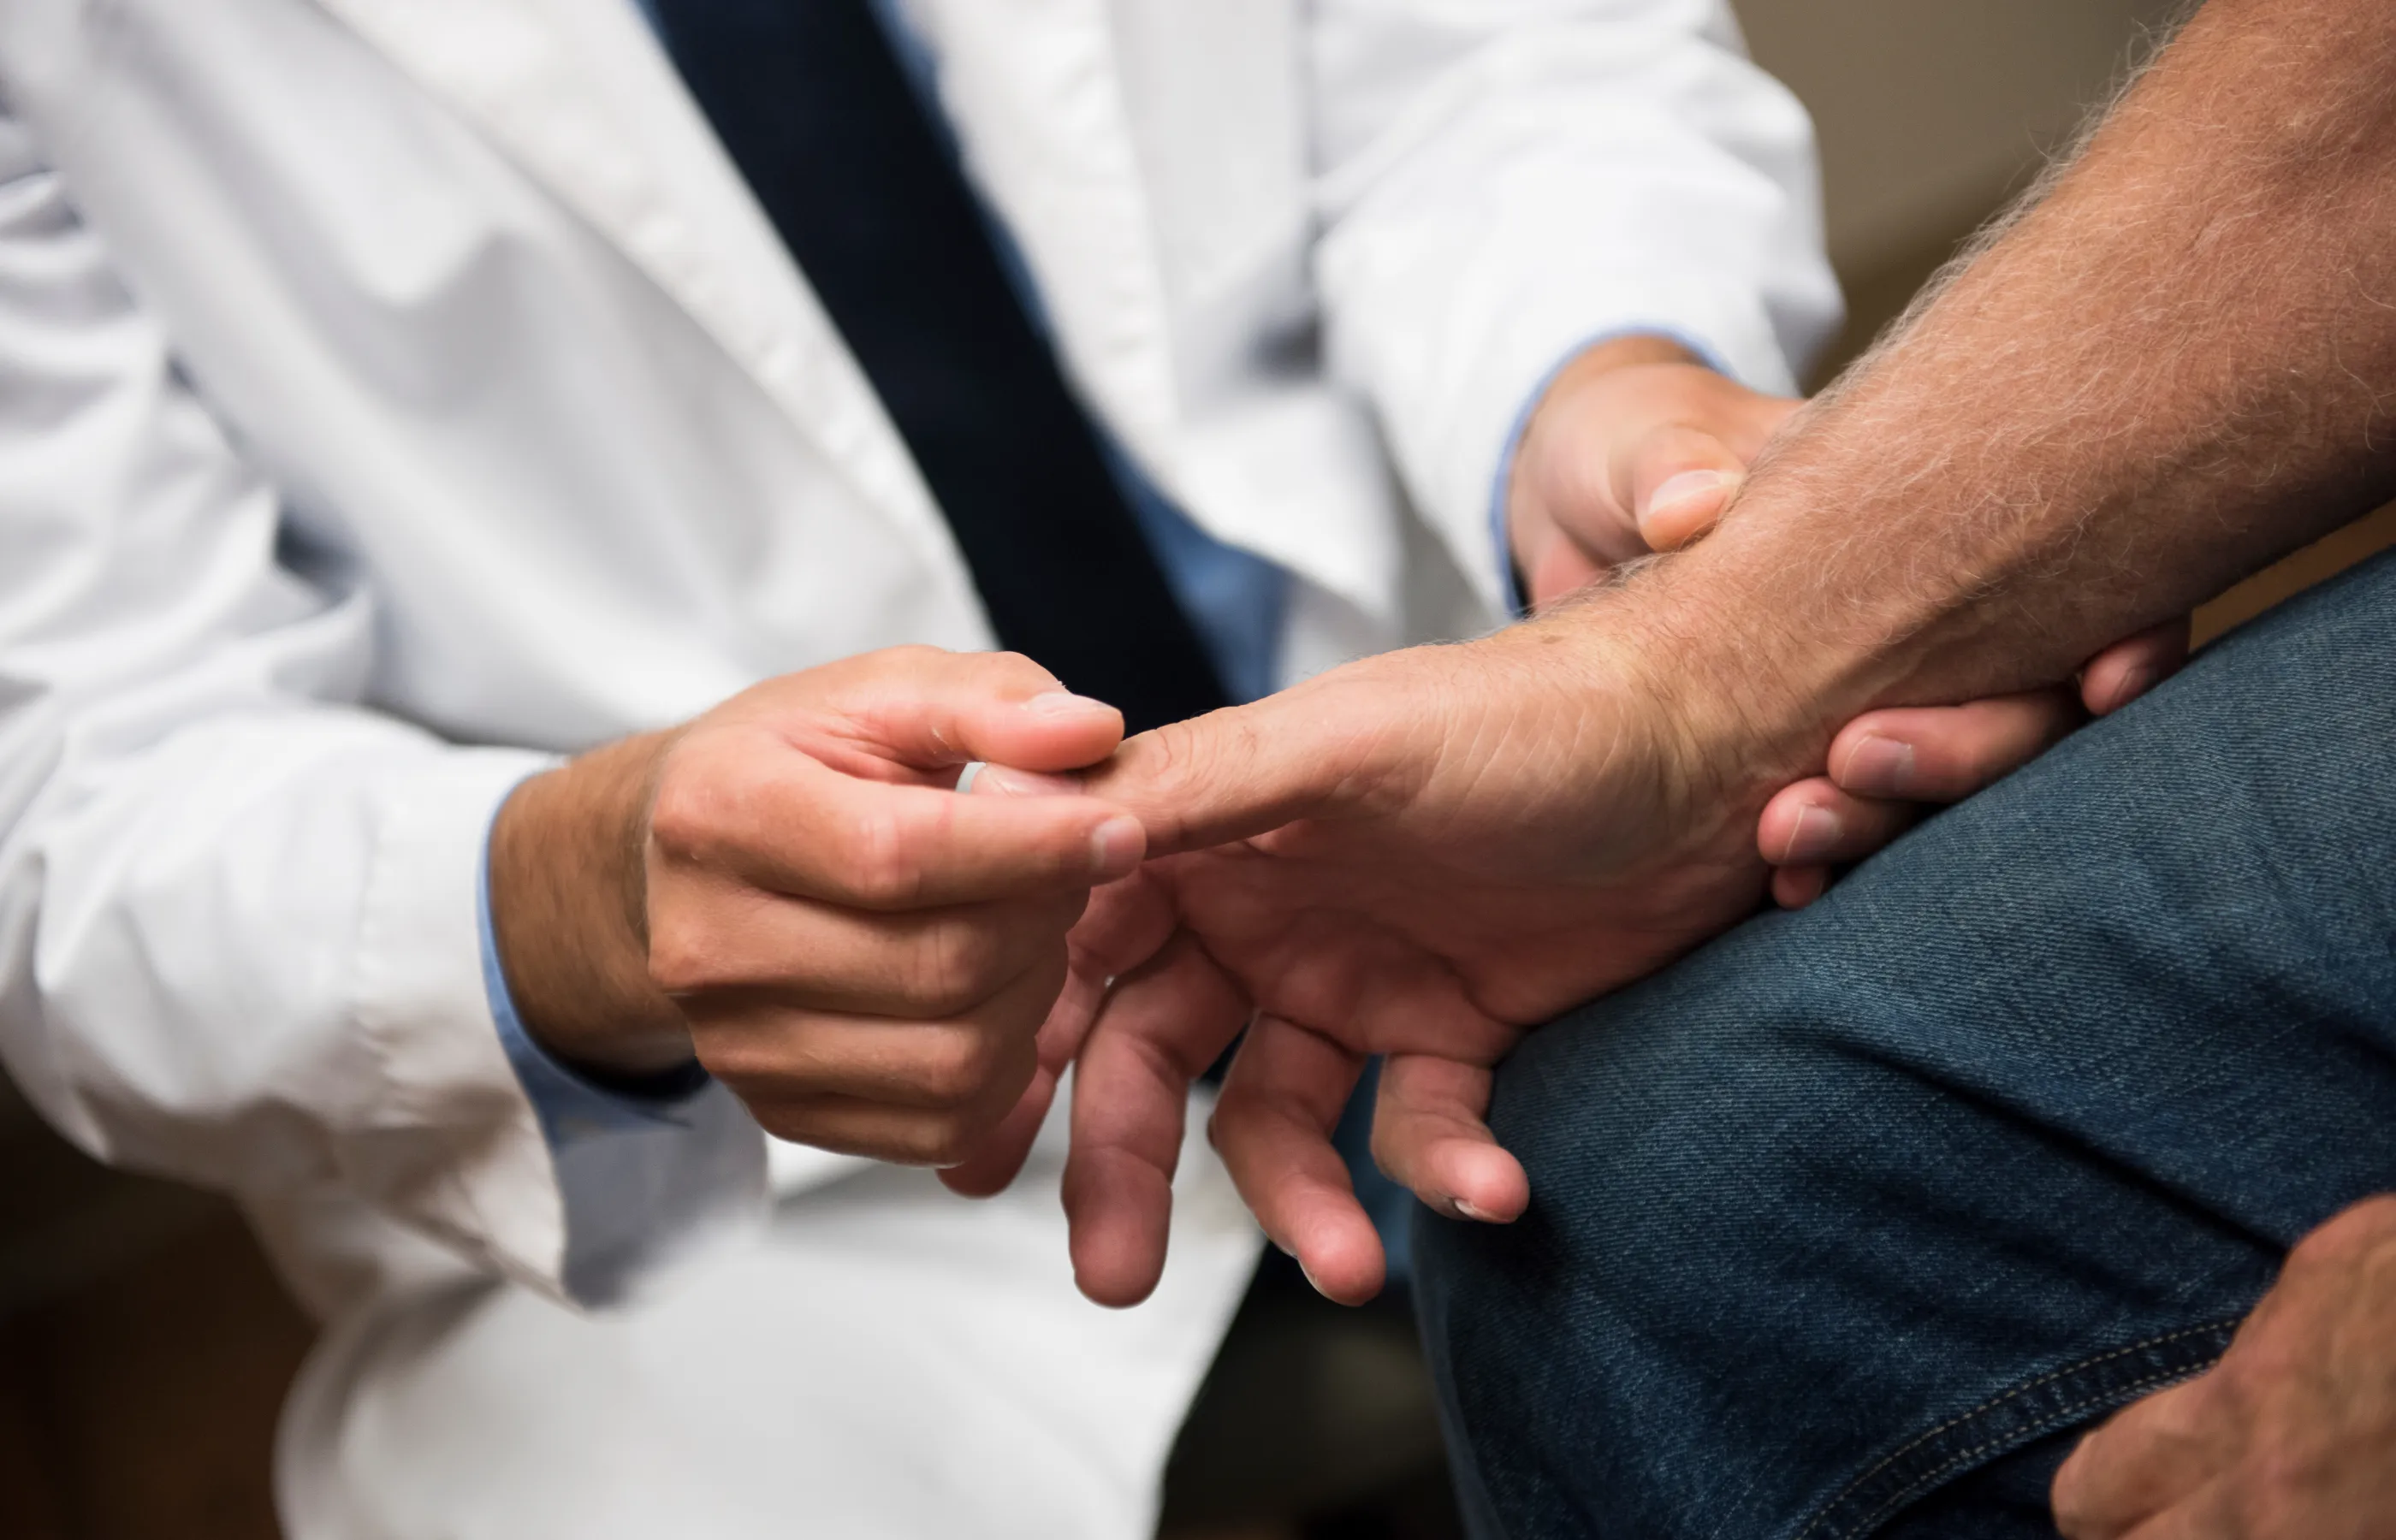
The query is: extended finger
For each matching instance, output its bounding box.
[654,749,1144,909]
[2080,619,2191,717]
[1211,1015,1382,1304]
[1824,689,2085,803]
[2052,1377,2233,1540]
[1082,645,1460,856]
[1755,779,1920,868]
[1369,1053,1528,1224]
[1065,933,1252,1306]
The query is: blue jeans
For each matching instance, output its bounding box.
[1413,547,2396,1538]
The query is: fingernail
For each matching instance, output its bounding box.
[1646,469,1731,521]
[974,765,1083,797]
[1298,1259,1331,1298]
[1779,805,1843,865]
[1089,814,1143,877]
[1272,1238,1295,1259]
[2102,666,2155,715]
[1837,734,1916,797]
[1455,1199,1498,1223]
[1025,690,1117,719]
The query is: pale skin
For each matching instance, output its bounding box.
[952,0,2396,1528]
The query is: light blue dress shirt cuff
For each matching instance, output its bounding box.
[479,808,766,1305]
[1486,325,1739,621]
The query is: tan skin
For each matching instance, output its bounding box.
[1514,337,2191,911]
[952,0,2396,1525]
[488,343,2129,1175]
[2054,1197,2396,1540]
[489,646,1148,1166]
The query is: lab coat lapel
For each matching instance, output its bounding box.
[907,0,1399,625]
[307,0,972,580]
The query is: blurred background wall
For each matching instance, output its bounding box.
[1742,0,2189,370]
[3,3,2389,1537]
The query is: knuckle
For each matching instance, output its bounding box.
[838,807,929,908]
[909,921,1014,1017]
[645,763,716,861]
[644,914,718,995]
[914,1028,1008,1108]
[983,649,1059,690]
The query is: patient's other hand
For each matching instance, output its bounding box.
[2053,1195,2396,1540]
[1757,619,2190,908]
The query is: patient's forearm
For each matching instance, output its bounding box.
[1633,0,2396,757]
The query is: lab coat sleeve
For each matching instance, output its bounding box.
[1307,0,1846,613]
[0,116,764,1307]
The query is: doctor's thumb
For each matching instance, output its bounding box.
[1624,425,1749,554]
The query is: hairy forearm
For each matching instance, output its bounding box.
[1636,0,2396,758]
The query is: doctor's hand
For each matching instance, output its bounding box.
[1503,334,1797,608]
[489,647,1143,1165]
[946,610,1800,1306]
[2051,1195,2396,1540]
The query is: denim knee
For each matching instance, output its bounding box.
[1414,548,2396,1539]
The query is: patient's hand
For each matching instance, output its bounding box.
[945,611,1802,1306]
[2052,1195,2396,1540]
[489,647,1142,1166]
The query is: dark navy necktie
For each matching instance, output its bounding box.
[646,0,1228,732]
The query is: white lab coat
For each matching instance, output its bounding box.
[0,0,1837,1534]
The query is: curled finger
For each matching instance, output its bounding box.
[1756,779,1921,868]
[1825,690,2085,804]
[1368,1052,1528,1226]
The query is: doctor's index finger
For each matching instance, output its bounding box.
[649,741,1144,909]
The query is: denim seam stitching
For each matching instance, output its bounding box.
[1830,1357,2218,1539]
[1790,1318,2241,1540]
